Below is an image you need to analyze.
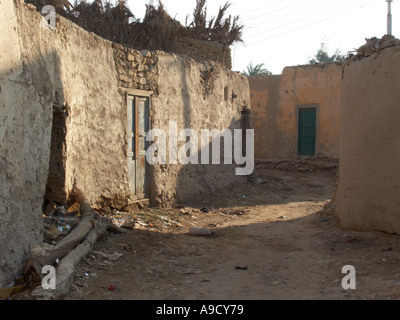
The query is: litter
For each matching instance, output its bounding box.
[107,284,116,292]
[46,225,63,239]
[200,208,210,213]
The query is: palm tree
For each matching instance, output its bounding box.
[242,61,272,76]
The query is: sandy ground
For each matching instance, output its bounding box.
[65,161,400,300]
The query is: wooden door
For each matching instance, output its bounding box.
[127,95,150,199]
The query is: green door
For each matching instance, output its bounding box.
[298,108,316,155]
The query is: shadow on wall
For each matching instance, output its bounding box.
[173,62,254,206]
[44,79,68,208]
[0,50,65,287]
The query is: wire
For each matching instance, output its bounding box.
[245,0,345,31]
[239,0,285,16]
[244,0,362,40]
[238,0,307,24]
[236,0,378,48]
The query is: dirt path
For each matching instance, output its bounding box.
[65,162,400,300]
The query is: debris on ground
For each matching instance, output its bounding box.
[189,226,212,236]
[107,284,116,292]
[235,266,248,271]
[218,209,248,216]
[92,251,123,263]
[255,158,338,172]
[11,191,128,300]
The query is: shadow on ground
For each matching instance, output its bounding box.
[65,165,400,300]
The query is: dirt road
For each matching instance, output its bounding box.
[66,161,400,300]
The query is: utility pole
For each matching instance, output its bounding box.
[387,0,393,35]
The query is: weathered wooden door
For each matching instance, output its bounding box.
[127,95,150,199]
[298,108,316,155]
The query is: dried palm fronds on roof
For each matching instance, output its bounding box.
[24,0,243,52]
[136,2,185,52]
[185,0,243,46]
[72,0,136,45]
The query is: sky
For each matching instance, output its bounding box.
[125,0,398,74]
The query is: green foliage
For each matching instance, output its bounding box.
[242,61,272,76]
[308,41,346,64]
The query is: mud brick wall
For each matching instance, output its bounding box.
[1,0,54,286]
[0,0,250,286]
[150,53,250,206]
[0,0,131,285]
[175,37,232,70]
[336,46,400,234]
[249,63,342,160]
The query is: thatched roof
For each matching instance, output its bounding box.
[25,0,243,52]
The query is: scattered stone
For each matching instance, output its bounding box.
[189,226,212,236]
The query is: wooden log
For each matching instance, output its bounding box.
[22,190,129,297]
[23,213,95,285]
[30,217,111,300]
[23,191,96,286]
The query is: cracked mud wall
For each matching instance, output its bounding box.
[0,0,252,285]
[151,54,250,206]
[336,47,400,234]
[16,1,131,209]
[0,0,130,285]
[0,0,57,286]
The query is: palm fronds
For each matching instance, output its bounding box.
[25,0,243,51]
[186,0,243,46]
[242,62,272,76]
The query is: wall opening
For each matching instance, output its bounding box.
[43,104,68,208]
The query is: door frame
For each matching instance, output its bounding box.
[123,89,153,200]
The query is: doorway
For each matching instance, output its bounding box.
[127,95,150,200]
[298,107,316,156]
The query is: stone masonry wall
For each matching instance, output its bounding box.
[113,44,158,93]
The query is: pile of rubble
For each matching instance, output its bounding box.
[255,158,338,172]
[349,34,400,61]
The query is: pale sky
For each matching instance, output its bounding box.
[126,0,398,74]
